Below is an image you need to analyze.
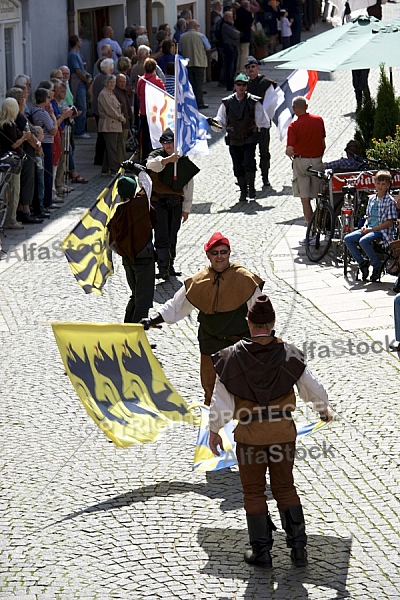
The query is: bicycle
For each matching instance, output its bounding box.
[305,168,335,262]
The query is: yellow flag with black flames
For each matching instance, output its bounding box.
[61,172,122,295]
[52,322,199,447]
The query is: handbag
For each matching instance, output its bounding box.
[0,151,25,174]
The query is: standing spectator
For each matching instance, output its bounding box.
[114,74,133,164]
[173,18,187,45]
[263,0,279,55]
[97,75,126,175]
[165,62,175,96]
[285,96,326,231]
[280,9,292,49]
[122,27,135,50]
[146,128,199,279]
[67,35,92,138]
[91,58,115,167]
[208,294,332,568]
[131,46,166,88]
[6,87,44,223]
[352,69,370,112]
[136,58,165,161]
[108,175,156,323]
[282,0,303,46]
[210,1,224,84]
[235,1,255,73]
[154,29,169,57]
[58,66,74,106]
[97,26,122,64]
[30,88,58,210]
[93,46,114,78]
[179,20,211,109]
[0,98,31,229]
[157,40,176,75]
[221,11,241,92]
[211,73,270,202]
[140,232,263,404]
[245,56,276,187]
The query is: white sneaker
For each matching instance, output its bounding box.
[4,221,24,230]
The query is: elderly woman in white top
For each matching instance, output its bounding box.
[97,74,126,175]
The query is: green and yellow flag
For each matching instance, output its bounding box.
[52,322,198,447]
[61,172,122,295]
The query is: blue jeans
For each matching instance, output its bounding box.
[344,229,384,269]
[395,294,400,341]
[73,81,87,136]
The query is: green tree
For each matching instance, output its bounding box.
[372,64,400,141]
[355,91,376,152]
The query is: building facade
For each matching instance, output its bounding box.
[0,0,207,100]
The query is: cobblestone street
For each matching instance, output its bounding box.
[1,9,400,599]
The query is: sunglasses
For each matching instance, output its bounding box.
[235,82,247,87]
[209,249,229,256]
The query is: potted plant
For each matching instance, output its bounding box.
[252,26,269,61]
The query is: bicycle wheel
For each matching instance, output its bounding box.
[305,203,335,262]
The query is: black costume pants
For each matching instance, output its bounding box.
[154,198,183,269]
[122,256,155,322]
[229,143,257,179]
[258,127,271,182]
[188,66,205,107]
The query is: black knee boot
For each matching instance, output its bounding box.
[244,513,276,568]
[279,505,308,567]
[237,176,247,202]
[246,172,256,200]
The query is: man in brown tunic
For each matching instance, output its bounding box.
[209,295,333,568]
[140,232,264,405]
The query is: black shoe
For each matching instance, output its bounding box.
[169,266,182,276]
[156,267,169,280]
[263,180,271,187]
[198,104,209,109]
[20,213,44,224]
[35,211,51,219]
[359,260,369,281]
[291,547,308,567]
[150,343,157,350]
[370,263,383,282]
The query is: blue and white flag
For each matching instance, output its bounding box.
[175,55,210,156]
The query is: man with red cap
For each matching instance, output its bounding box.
[209,294,333,569]
[140,232,264,405]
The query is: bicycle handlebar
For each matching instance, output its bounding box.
[306,167,332,180]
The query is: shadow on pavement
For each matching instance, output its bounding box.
[48,470,244,526]
[198,526,352,600]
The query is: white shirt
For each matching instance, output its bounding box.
[209,367,330,433]
[215,94,271,129]
[158,281,263,324]
[146,155,194,214]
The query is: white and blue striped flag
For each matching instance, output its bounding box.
[175,55,210,156]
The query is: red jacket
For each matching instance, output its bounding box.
[136,73,165,116]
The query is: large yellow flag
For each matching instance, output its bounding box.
[52,323,198,447]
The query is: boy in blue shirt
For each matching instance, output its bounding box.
[344,170,397,282]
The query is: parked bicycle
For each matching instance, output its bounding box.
[304,168,335,262]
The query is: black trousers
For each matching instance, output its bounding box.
[229,143,257,179]
[122,256,155,323]
[93,114,106,166]
[19,151,35,207]
[154,198,183,268]
[258,127,271,181]
[188,66,205,107]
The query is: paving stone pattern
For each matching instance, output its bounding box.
[1,9,400,599]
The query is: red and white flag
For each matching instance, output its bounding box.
[264,70,318,142]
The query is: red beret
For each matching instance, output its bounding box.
[204,232,230,253]
[247,294,275,324]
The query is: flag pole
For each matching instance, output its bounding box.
[173,48,178,180]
